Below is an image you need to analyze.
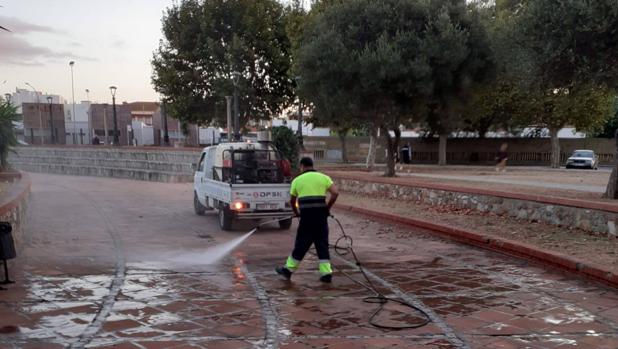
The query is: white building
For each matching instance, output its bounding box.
[64,101,92,145]
[8,88,65,114]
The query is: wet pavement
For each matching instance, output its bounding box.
[1,174,618,348]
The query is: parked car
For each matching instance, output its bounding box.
[565,149,598,170]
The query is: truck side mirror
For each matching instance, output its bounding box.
[191,163,198,170]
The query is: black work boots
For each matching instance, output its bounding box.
[275,266,292,280]
[275,267,333,283]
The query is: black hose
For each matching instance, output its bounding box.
[256,214,431,329]
[329,215,431,330]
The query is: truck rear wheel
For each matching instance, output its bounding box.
[194,192,206,215]
[279,218,293,230]
[218,206,233,231]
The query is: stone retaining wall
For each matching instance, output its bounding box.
[334,177,617,235]
[0,172,31,245]
[9,147,200,183]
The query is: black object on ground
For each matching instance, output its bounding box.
[0,222,16,289]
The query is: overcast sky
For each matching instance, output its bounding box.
[0,0,174,103]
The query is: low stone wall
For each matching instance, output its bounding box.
[9,146,200,183]
[0,172,31,245]
[334,177,617,235]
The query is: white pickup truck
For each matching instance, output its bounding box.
[193,141,294,230]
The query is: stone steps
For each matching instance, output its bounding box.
[13,163,193,183]
[10,155,193,173]
[9,147,198,183]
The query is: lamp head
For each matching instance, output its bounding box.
[232,71,241,86]
[46,96,53,103]
[109,86,117,97]
[69,61,75,66]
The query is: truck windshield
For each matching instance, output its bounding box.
[231,150,283,184]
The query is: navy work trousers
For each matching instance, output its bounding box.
[291,207,330,262]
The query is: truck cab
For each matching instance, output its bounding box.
[193,140,294,230]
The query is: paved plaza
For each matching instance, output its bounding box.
[1,174,618,348]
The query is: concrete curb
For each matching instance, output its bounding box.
[335,204,618,289]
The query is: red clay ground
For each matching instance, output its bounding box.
[1,174,617,348]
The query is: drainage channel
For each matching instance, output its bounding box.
[240,263,280,349]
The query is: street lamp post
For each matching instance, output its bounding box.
[109,86,119,145]
[69,61,77,144]
[232,71,241,141]
[225,96,232,142]
[25,82,44,145]
[162,102,169,146]
[295,76,304,150]
[46,96,55,144]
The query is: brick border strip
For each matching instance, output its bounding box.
[335,204,618,289]
[0,171,31,217]
[330,173,618,214]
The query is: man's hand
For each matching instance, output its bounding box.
[290,195,300,217]
[326,184,339,212]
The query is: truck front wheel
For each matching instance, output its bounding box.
[218,206,233,231]
[194,192,206,215]
[279,217,293,230]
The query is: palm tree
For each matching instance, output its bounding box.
[0,98,20,171]
[1,3,9,32]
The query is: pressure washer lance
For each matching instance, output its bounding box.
[252,215,432,330]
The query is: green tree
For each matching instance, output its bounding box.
[298,0,492,176]
[0,98,20,170]
[516,0,618,89]
[512,0,618,167]
[461,0,526,138]
[593,98,618,138]
[271,126,300,168]
[421,0,495,165]
[152,0,294,128]
[515,85,614,167]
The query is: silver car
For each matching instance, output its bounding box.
[565,149,599,170]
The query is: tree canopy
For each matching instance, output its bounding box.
[152,0,294,128]
[0,98,20,170]
[296,0,494,175]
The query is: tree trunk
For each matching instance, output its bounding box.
[383,127,401,177]
[438,133,448,166]
[366,127,377,169]
[549,127,561,168]
[338,131,349,163]
[603,129,618,199]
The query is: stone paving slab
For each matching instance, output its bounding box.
[1,174,618,348]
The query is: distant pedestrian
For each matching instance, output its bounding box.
[495,143,508,172]
[401,142,412,164]
[92,135,101,145]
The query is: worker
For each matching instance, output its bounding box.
[276,157,339,283]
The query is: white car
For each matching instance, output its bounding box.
[565,150,599,170]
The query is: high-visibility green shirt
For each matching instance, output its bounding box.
[290,171,333,198]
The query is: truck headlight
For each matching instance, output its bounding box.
[232,201,248,210]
